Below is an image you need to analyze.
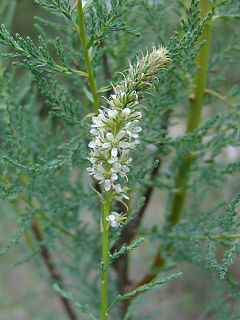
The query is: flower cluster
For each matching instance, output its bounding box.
[87,46,169,227]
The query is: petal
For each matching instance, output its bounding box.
[135,126,142,133]
[116,130,125,140]
[108,110,118,119]
[122,166,130,173]
[111,220,119,227]
[131,133,139,139]
[122,108,131,117]
[111,173,118,181]
[97,164,105,174]
[90,128,99,135]
[94,175,103,182]
[111,147,118,157]
[106,215,115,222]
[108,157,118,164]
[119,142,130,149]
[94,173,104,180]
[89,157,96,163]
[111,211,120,217]
[106,132,114,141]
[112,162,121,170]
[98,113,105,120]
[88,141,95,148]
[102,142,111,148]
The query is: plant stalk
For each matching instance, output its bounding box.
[170,0,212,226]
[101,191,111,320]
[133,0,213,287]
[77,0,99,112]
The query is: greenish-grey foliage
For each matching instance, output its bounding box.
[0,0,240,319]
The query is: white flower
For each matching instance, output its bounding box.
[93,164,118,191]
[122,107,131,117]
[106,212,121,227]
[113,184,129,200]
[102,131,126,157]
[108,109,118,119]
[88,137,102,148]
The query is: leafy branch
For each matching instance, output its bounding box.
[0,25,87,76]
[54,284,97,320]
[108,238,144,265]
[0,175,75,238]
[108,272,182,312]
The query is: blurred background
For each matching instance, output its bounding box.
[0,0,240,319]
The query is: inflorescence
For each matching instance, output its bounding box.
[87,46,170,227]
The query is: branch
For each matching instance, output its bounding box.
[0,175,75,238]
[205,88,235,108]
[77,0,99,112]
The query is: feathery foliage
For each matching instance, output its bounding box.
[0,0,240,319]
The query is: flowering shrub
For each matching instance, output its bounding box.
[0,1,240,320]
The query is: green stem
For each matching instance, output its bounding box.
[101,191,111,320]
[77,0,99,112]
[168,0,212,229]
[205,88,234,108]
[136,0,213,282]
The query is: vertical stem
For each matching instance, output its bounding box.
[77,0,99,112]
[169,0,212,227]
[132,0,213,288]
[186,1,212,132]
[101,191,111,320]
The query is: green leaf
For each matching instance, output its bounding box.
[0,228,25,256]
[108,272,183,311]
[108,238,144,265]
[53,284,97,320]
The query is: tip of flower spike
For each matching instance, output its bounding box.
[148,45,171,69]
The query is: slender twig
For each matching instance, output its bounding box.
[77,0,99,112]
[205,88,234,108]
[101,191,111,320]
[213,14,240,21]
[18,194,75,237]
[31,221,78,320]
[0,175,75,238]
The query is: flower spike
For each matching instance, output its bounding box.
[87,46,170,227]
